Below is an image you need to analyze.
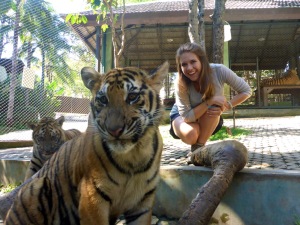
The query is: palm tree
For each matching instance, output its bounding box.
[0,0,13,58]
[0,15,13,59]
[4,0,76,121]
[6,0,21,126]
[21,0,74,91]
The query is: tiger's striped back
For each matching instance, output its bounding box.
[260,69,300,87]
[24,116,81,180]
[5,62,169,225]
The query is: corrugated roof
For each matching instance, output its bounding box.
[76,0,300,15]
[64,0,300,72]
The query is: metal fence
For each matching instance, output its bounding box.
[0,1,299,140]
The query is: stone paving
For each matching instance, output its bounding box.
[1,116,300,224]
[160,116,300,171]
[1,116,300,171]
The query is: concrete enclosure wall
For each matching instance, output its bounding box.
[0,160,29,185]
[154,166,300,225]
[1,161,300,225]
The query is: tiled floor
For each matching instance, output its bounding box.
[1,116,300,224]
[160,116,300,171]
[1,116,300,171]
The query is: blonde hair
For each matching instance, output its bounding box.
[175,42,214,100]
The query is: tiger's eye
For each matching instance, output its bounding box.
[98,96,108,105]
[127,93,139,104]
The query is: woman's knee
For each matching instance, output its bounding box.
[173,119,199,144]
[181,129,198,144]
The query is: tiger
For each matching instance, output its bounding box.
[260,69,300,87]
[4,62,169,225]
[24,116,81,180]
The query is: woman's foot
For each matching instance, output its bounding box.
[191,143,204,152]
[187,143,204,164]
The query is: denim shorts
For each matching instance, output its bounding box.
[169,104,223,139]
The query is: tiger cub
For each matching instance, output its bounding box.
[5,62,169,225]
[24,116,81,180]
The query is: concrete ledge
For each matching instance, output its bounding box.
[0,141,33,149]
[222,108,300,118]
[154,166,300,225]
[2,160,300,224]
[0,160,29,185]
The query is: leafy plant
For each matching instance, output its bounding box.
[30,80,63,118]
[294,216,300,225]
[209,126,252,141]
[159,124,251,143]
[0,183,21,194]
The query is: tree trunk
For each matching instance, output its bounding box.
[0,17,5,59]
[24,41,33,106]
[188,0,205,51]
[6,0,21,126]
[104,0,126,68]
[177,140,248,225]
[198,0,205,51]
[0,175,36,220]
[0,32,4,59]
[212,0,226,63]
[39,48,45,107]
[188,0,199,43]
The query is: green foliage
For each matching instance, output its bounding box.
[65,0,120,33]
[0,0,13,14]
[0,183,21,193]
[209,126,252,141]
[30,80,63,118]
[159,124,252,143]
[0,75,37,130]
[71,0,151,28]
[65,14,88,25]
[101,24,109,32]
[88,0,102,8]
[294,216,300,225]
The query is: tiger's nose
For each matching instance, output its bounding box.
[108,127,123,137]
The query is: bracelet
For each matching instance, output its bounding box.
[227,101,233,109]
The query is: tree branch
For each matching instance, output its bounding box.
[177,140,248,225]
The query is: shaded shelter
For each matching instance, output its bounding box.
[60,0,300,72]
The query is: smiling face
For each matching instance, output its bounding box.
[179,52,202,82]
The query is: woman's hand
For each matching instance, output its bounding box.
[206,96,226,110]
[206,96,226,116]
[224,101,233,111]
[207,105,223,117]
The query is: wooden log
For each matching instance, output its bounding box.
[0,174,37,220]
[177,140,248,225]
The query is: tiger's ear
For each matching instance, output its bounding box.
[81,67,102,90]
[56,116,65,126]
[149,61,169,93]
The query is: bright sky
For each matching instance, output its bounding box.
[48,0,89,14]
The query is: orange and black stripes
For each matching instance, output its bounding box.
[24,116,81,180]
[5,63,169,225]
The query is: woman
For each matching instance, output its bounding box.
[170,42,252,152]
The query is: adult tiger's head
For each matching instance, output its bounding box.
[81,62,169,153]
[27,116,67,155]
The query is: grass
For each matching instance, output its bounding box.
[294,216,300,225]
[159,124,252,142]
[0,183,21,194]
[209,126,252,141]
